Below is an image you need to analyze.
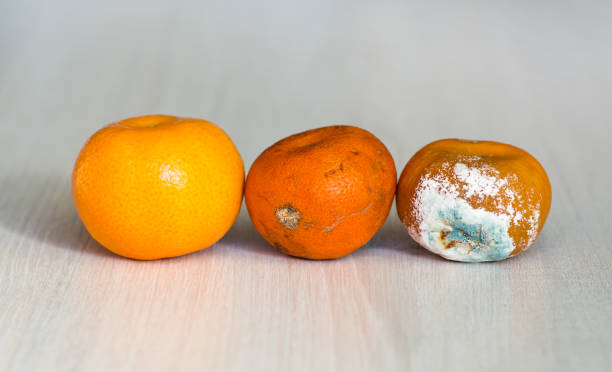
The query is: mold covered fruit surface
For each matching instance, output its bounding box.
[245,125,397,259]
[72,115,245,260]
[396,139,551,262]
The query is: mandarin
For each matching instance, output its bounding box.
[396,139,551,262]
[245,125,396,259]
[72,115,244,260]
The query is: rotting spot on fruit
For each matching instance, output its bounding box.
[439,231,457,249]
[275,205,301,230]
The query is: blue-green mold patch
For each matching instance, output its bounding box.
[427,208,513,262]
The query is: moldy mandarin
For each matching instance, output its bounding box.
[396,139,551,262]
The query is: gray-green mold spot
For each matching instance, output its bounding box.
[428,208,513,262]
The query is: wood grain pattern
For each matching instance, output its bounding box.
[1,1,611,371]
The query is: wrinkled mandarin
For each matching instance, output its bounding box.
[245,125,397,259]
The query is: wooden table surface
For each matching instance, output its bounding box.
[1,1,611,371]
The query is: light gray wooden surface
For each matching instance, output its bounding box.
[1,1,611,371]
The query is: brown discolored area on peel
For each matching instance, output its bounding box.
[439,231,449,243]
[274,205,301,230]
[438,231,458,250]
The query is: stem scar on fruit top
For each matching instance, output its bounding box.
[275,205,301,230]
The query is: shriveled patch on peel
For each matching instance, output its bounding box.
[275,205,301,230]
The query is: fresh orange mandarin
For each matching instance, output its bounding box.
[396,139,551,262]
[245,125,397,259]
[72,115,244,260]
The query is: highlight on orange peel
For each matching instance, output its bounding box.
[72,115,245,260]
[396,139,551,262]
[244,125,397,260]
